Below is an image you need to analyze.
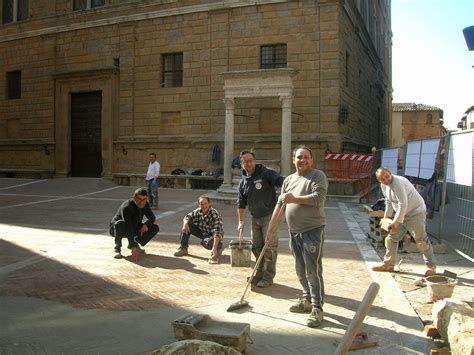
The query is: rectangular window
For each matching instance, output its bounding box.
[6,70,21,100]
[162,53,183,88]
[73,0,105,11]
[260,44,287,69]
[2,0,28,24]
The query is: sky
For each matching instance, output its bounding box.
[391,0,474,130]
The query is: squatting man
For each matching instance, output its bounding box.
[109,188,160,260]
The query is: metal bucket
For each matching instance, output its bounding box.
[426,275,457,302]
[229,240,252,267]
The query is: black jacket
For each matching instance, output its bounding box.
[237,164,284,218]
[110,199,156,237]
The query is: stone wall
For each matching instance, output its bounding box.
[0,0,391,177]
[402,111,444,141]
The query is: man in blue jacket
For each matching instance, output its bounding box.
[237,150,285,288]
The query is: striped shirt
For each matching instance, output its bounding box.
[183,207,224,239]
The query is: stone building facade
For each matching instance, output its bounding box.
[0,0,392,179]
[391,102,446,147]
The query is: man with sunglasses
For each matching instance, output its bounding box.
[109,188,159,260]
[237,150,285,288]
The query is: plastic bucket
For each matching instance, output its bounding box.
[426,275,457,302]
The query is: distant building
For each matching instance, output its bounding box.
[457,106,474,131]
[391,102,446,147]
[0,0,392,181]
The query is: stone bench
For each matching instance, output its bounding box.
[0,168,54,179]
[113,173,223,190]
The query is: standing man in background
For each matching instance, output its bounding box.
[237,150,285,288]
[146,152,160,209]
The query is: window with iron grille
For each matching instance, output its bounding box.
[73,0,105,11]
[260,44,287,69]
[2,0,28,24]
[6,70,21,100]
[162,53,183,88]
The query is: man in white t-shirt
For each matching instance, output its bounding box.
[145,152,160,209]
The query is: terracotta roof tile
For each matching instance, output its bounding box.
[392,102,443,112]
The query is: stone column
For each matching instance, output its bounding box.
[220,98,235,188]
[280,95,293,176]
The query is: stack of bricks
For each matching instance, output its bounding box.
[363,205,387,246]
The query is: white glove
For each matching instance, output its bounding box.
[237,222,244,232]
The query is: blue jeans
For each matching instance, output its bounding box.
[289,226,325,310]
[146,179,159,207]
[179,222,222,250]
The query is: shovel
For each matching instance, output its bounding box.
[227,203,285,312]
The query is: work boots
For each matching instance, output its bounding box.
[289,298,312,313]
[174,247,188,257]
[306,307,324,328]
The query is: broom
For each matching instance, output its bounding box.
[227,203,286,312]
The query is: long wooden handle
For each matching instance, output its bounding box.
[238,203,286,302]
[334,282,380,354]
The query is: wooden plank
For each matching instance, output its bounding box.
[362,205,385,217]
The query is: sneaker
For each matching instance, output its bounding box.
[208,256,219,264]
[174,247,188,257]
[289,298,313,313]
[424,266,436,277]
[247,276,261,285]
[372,264,394,272]
[114,251,123,259]
[306,307,324,328]
[257,279,273,288]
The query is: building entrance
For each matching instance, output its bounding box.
[70,91,102,177]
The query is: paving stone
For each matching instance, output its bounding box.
[1,178,469,354]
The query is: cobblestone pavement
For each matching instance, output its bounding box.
[1,177,470,354]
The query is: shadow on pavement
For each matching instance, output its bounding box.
[250,283,301,300]
[125,253,209,275]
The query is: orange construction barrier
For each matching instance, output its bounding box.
[324,152,373,195]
